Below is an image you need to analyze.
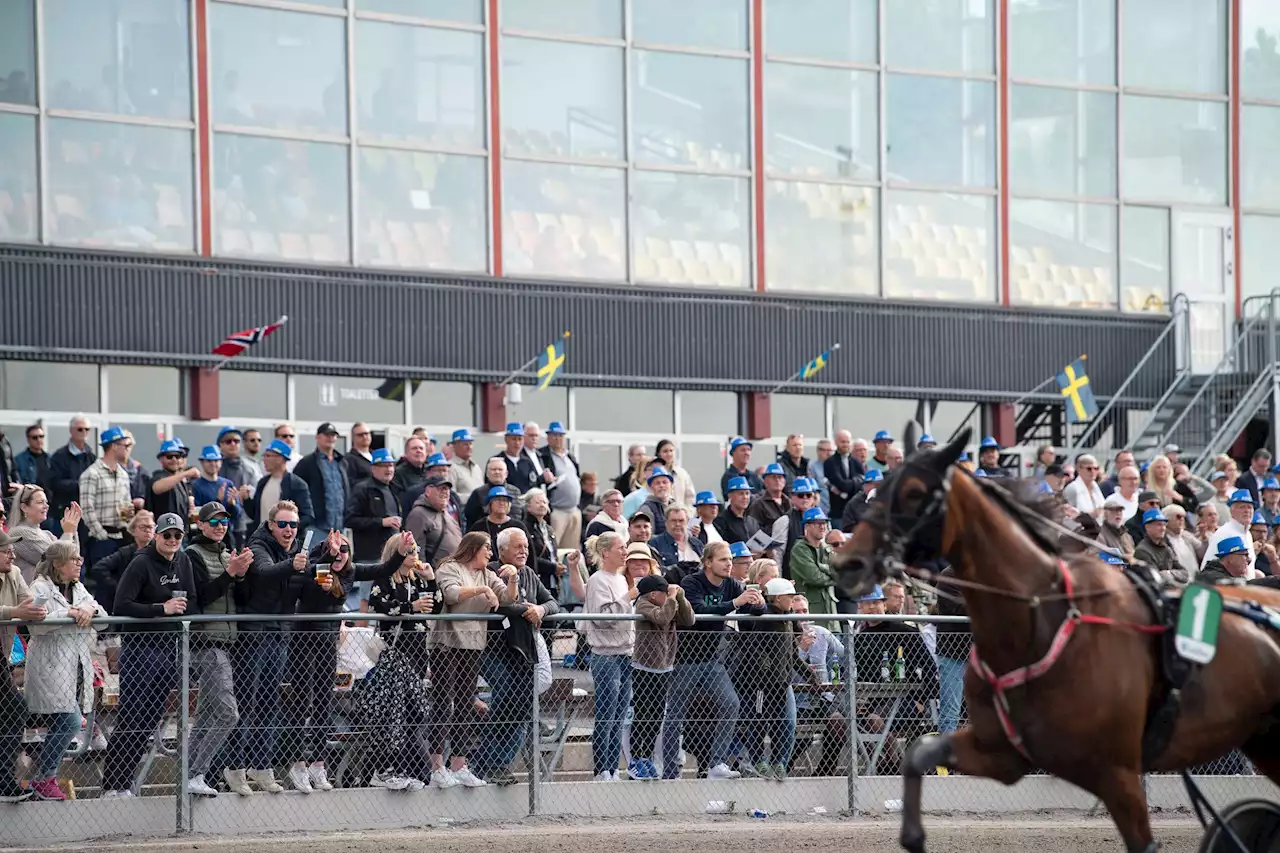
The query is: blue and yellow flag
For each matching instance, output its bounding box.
[536,337,567,391]
[801,348,834,381]
[1056,357,1098,424]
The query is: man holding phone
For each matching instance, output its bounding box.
[1,530,45,802]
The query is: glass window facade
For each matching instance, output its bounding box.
[0,361,99,412]
[105,366,181,416]
[0,0,1264,315]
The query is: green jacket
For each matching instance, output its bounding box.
[790,539,837,614]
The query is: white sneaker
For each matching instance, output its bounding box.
[288,764,313,794]
[247,768,284,794]
[308,763,333,792]
[100,789,133,799]
[369,771,410,791]
[452,766,486,788]
[89,729,108,751]
[594,771,613,782]
[403,777,426,791]
[612,770,622,781]
[187,775,218,798]
[707,763,742,780]
[429,768,459,789]
[224,768,253,796]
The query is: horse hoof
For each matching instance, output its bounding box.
[900,829,926,853]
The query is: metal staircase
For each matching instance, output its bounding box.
[1190,365,1276,477]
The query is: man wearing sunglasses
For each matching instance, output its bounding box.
[48,415,96,538]
[147,438,198,519]
[216,427,257,549]
[102,512,248,798]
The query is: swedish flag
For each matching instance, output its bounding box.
[801,348,833,381]
[1056,357,1098,424]
[536,338,566,391]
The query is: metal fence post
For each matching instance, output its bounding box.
[177,621,192,834]
[529,651,541,817]
[842,618,859,817]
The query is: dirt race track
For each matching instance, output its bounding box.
[26,815,1209,853]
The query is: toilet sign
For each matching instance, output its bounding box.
[1174,583,1223,665]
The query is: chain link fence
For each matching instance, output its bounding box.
[3,611,1276,844]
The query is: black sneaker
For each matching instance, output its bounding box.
[0,784,33,804]
[485,770,518,787]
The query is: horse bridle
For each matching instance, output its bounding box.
[864,459,952,580]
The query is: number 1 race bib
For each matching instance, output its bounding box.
[1174,583,1223,666]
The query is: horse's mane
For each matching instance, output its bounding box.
[967,474,1065,556]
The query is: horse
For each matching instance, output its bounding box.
[832,427,1280,853]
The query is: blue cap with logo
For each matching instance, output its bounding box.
[726,476,751,493]
[1265,477,1280,491]
[729,542,751,559]
[864,469,884,484]
[860,585,885,601]
[729,436,753,453]
[264,439,292,460]
[918,434,936,447]
[505,422,522,436]
[216,426,242,443]
[647,466,673,485]
[547,421,566,435]
[198,445,223,462]
[694,490,720,506]
[99,425,125,447]
[1252,510,1270,527]
[763,462,785,477]
[371,448,396,465]
[451,428,474,443]
[873,430,893,443]
[957,451,970,462]
[974,469,989,478]
[979,436,999,450]
[1228,489,1255,505]
[1142,508,1167,525]
[802,507,828,524]
[791,477,818,494]
[1100,551,1128,566]
[1217,535,1249,557]
[485,485,512,505]
[157,438,187,458]
[427,452,448,468]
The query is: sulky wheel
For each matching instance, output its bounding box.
[1199,799,1280,853]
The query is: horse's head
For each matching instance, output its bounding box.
[833,426,971,600]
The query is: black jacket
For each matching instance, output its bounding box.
[463,479,525,530]
[677,572,760,665]
[719,466,764,500]
[343,451,374,487]
[241,522,305,631]
[146,468,192,520]
[1197,560,1247,586]
[776,451,810,488]
[113,541,234,640]
[48,444,96,515]
[346,476,400,562]
[824,453,865,519]
[294,449,351,532]
[87,543,140,615]
[1237,470,1267,508]
[468,515,524,554]
[524,515,559,591]
[729,604,817,688]
[248,471,316,532]
[291,542,405,630]
[390,460,428,505]
[495,453,537,494]
[650,532,704,570]
[713,507,759,545]
[841,490,873,532]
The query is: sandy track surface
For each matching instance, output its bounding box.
[18,815,1208,853]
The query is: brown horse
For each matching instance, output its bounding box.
[833,428,1280,853]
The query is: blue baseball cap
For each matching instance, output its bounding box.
[917,434,936,447]
[485,485,512,505]
[99,425,125,447]
[979,436,999,450]
[763,462,785,477]
[1229,489,1255,505]
[864,469,884,484]
[157,438,186,458]
[1265,477,1280,491]
[427,452,448,468]
[264,439,292,460]
[647,466,673,485]
[451,428,474,443]
[726,476,751,492]
[957,451,970,462]
[791,477,818,494]
[1100,551,1128,566]
[216,426,242,443]
[974,469,989,478]
[729,542,751,559]
[873,430,893,443]
[1142,508,1167,525]
[1252,510,1270,527]
[1217,535,1249,557]
[198,445,223,462]
[729,436,753,453]
[802,507,828,524]
[504,422,522,436]
[694,490,720,506]
[1037,480,1054,494]
[860,585,885,601]
[547,421,566,435]
[371,448,396,465]
[1139,461,1150,474]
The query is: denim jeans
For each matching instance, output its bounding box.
[474,648,534,776]
[229,632,288,770]
[588,654,632,776]
[101,641,179,791]
[937,654,966,734]
[35,712,81,779]
[661,660,739,778]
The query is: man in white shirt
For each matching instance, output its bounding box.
[1201,489,1259,577]
[1063,454,1105,518]
[1113,466,1142,522]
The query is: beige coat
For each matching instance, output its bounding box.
[0,566,32,664]
[24,577,106,714]
[433,559,513,651]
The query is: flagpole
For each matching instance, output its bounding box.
[767,342,841,396]
[498,330,571,388]
[207,315,288,374]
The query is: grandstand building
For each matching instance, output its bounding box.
[0,0,1276,476]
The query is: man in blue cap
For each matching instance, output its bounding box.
[720,436,764,499]
[538,421,582,548]
[191,445,245,533]
[147,438,198,519]
[447,428,484,504]
[841,468,883,532]
[639,465,675,536]
[248,439,314,532]
[748,461,790,530]
[868,430,894,473]
[1133,507,1180,583]
[714,476,760,545]
[346,448,402,564]
[790,506,836,625]
[691,490,722,546]
[917,434,937,451]
[775,477,821,579]
[494,422,537,494]
[1201,489,1258,576]
[468,485,523,553]
[78,425,136,567]
[976,436,1006,478]
[1198,535,1252,585]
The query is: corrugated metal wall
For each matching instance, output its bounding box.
[1,245,1174,403]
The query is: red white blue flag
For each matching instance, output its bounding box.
[212,315,288,359]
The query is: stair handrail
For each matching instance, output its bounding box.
[1068,294,1188,454]
[1190,365,1276,478]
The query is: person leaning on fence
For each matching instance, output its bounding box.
[22,540,105,801]
[0,528,46,803]
[581,531,636,781]
[630,572,694,781]
[430,531,516,789]
[100,511,248,798]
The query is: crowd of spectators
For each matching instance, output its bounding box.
[0,413,1266,801]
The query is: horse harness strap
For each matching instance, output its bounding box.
[970,558,1168,763]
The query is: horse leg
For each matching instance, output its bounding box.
[900,727,1028,853]
[1092,769,1157,853]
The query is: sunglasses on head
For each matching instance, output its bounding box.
[206,517,229,527]
[275,520,299,529]
[161,530,184,541]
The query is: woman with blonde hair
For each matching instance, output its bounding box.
[1144,455,1182,509]
[24,540,105,800]
[746,558,779,589]
[8,485,80,582]
[430,531,517,789]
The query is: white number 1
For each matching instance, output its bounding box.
[1189,588,1209,642]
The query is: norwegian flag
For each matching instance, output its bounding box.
[212,315,288,359]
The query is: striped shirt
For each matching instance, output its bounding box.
[79,458,132,540]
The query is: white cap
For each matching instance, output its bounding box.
[764,577,797,597]
[1103,494,1127,509]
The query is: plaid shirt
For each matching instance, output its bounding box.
[79,458,132,540]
